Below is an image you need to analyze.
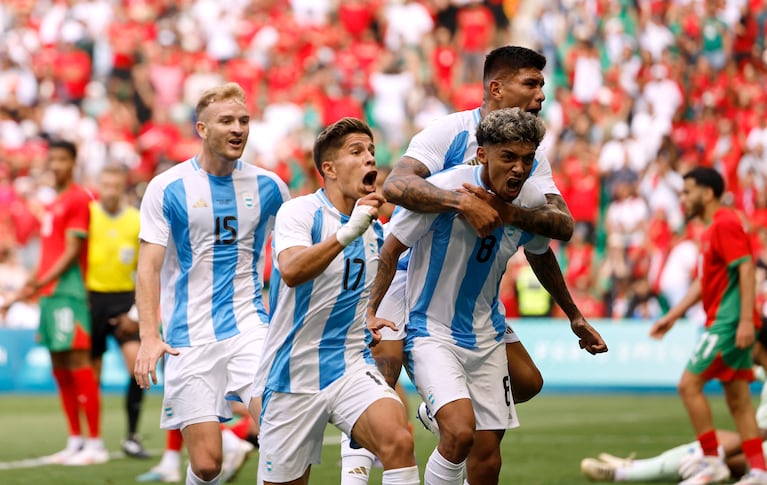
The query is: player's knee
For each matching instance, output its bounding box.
[377,427,415,465]
[191,460,222,481]
[440,424,475,459]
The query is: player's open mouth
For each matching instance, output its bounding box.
[229,139,243,148]
[362,170,377,188]
[506,178,523,192]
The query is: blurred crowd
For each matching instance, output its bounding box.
[1,0,767,327]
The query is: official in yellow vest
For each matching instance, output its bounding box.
[86,164,148,458]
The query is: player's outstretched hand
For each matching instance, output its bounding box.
[366,314,397,348]
[649,314,675,340]
[456,183,502,238]
[571,317,608,355]
[134,335,179,390]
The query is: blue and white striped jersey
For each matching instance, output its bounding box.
[257,189,384,394]
[390,165,550,351]
[404,107,559,195]
[139,157,290,348]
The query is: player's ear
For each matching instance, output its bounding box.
[489,79,502,99]
[476,146,488,166]
[322,160,336,179]
[195,120,207,139]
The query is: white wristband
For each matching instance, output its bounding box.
[336,204,375,246]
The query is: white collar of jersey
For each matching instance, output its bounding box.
[190,156,243,173]
[316,188,338,212]
[472,108,481,125]
[474,165,490,192]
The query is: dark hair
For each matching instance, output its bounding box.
[483,46,547,85]
[476,107,546,148]
[313,118,373,177]
[48,139,77,159]
[683,166,725,199]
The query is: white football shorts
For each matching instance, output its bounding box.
[160,322,268,430]
[405,336,519,431]
[258,363,401,483]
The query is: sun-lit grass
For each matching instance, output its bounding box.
[0,391,737,484]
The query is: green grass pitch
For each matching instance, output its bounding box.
[0,392,737,484]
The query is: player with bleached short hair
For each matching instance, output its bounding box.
[252,117,419,485]
[134,82,290,485]
[368,107,607,485]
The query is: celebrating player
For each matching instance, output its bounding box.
[368,108,606,485]
[134,82,289,484]
[253,117,419,485]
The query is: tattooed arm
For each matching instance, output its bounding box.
[525,247,608,354]
[382,156,502,237]
[502,193,574,241]
[460,183,574,241]
[366,235,409,346]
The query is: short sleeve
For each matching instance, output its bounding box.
[66,190,91,238]
[388,207,439,248]
[713,214,751,267]
[523,234,551,255]
[139,177,170,247]
[528,149,560,196]
[272,199,317,256]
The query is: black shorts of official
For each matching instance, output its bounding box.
[89,291,136,358]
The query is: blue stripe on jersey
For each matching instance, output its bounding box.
[266,276,313,393]
[209,174,239,340]
[318,235,365,389]
[450,225,503,349]
[443,130,470,171]
[490,297,506,341]
[408,213,455,338]
[251,175,284,323]
[268,265,281,323]
[164,180,191,347]
[396,250,411,271]
[265,207,325,392]
[259,387,273,427]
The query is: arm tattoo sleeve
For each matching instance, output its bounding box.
[368,238,405,315]
[525,247,582,321]
[501,194,574,241]
[382,157,463,213]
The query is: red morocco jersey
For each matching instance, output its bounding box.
[699,207,760,329]
[37,183,93,298]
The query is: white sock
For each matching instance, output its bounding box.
[66,435,84,451]
[159,450,181,471]
[186,463,221,485]
[424,448,464,485]
[614,441,699,482]
[221,428,241,453]
[341,432,376,485]
[85,438,105,450]
[382,465,420,485]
